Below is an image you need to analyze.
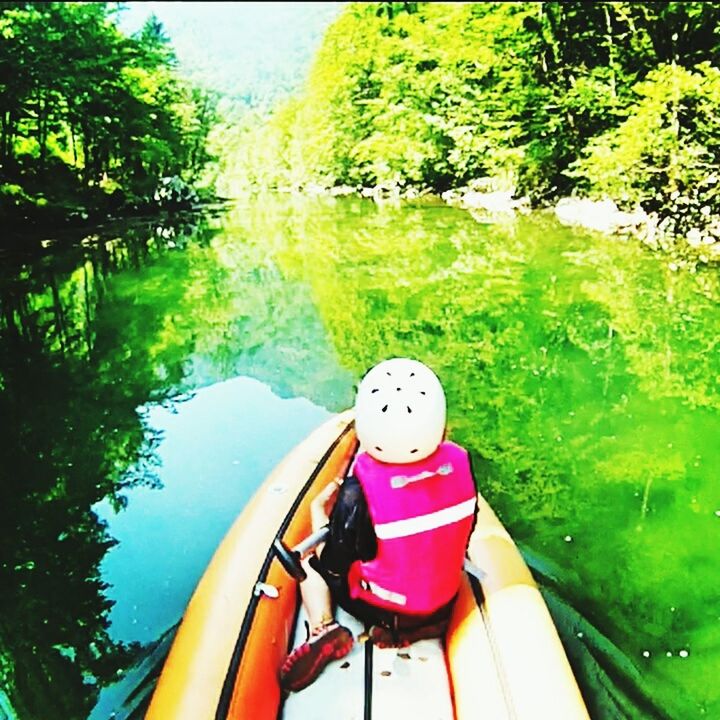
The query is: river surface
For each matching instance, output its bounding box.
[1,195,719,719]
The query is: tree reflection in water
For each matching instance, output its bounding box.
[0,213,218,718]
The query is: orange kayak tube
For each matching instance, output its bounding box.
[447,494,590,719]
[145,411,357,720]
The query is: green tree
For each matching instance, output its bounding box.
[0,3,218,232]
[220,1,720,227]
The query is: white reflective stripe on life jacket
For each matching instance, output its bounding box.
[373,497,476,540]
[360,579,407,606]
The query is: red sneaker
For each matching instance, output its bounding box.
[280,624,354,692]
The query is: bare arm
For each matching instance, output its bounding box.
[309,478,343,557]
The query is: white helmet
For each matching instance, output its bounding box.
[354,357,446,464]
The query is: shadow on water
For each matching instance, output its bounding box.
[87,623,178,720]
[0,200,349,719]
[0,211,223,720]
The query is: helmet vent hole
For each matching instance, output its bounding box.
[410,448,418,454]
[420,391,426,395]
[410,372,415,377]
[371,388,379,393]
[381,404,388,413]
[375,446,383,452]
[386,371,392,376]
[396,387,401,391]
[407,406,412,414]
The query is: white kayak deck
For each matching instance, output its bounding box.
[281,607,455,720]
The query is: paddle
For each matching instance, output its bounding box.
[273,527,485,582]
[273,528,329,581]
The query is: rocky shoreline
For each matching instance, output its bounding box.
[288,179,720,269]
[552,196,720,265]
[440,183,720,267]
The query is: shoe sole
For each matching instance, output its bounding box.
[282,628,354,692]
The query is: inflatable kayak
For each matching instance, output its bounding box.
[146,411,590,719]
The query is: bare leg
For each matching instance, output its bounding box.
[299,556,334,631]
[280,555,353,692]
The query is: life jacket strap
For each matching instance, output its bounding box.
[390,462,454,489]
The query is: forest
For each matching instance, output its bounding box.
[0,2,216,234]
[218,1,720,248]
[2,4,720,718]
[3,2,719,252]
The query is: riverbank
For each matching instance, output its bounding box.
[552,196,720,268]
[8,171,720,274]
[282,180,720,271]
[0,176,219,253]
[451,187,720,269]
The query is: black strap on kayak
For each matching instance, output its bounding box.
[364,624,374,720]
[214,421,355,720]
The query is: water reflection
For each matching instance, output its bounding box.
[95,377,328,646]
[0,215,215,719]
[0,208,351,719]
[90,376,329,718]
[229,195,720,718]
[1,196,719,718]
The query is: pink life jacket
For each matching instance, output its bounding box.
[347,441,477,615]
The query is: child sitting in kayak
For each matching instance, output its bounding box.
[280,357,478,693]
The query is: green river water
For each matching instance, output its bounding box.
[1,195,719,719]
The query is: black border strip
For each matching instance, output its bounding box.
[363,627,373,720]
[215,420,355,719]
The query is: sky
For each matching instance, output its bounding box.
[117,2,345,101]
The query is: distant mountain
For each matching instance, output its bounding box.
[118,1,344,108]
